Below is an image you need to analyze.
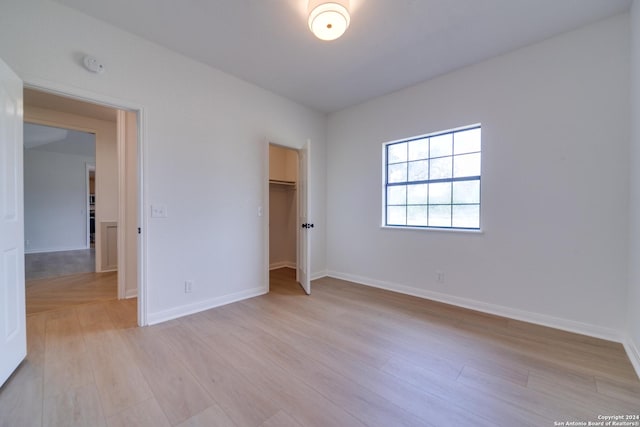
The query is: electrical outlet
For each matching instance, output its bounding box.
[184,281,193,293]
[436,271,445,284]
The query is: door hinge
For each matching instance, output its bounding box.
[138,227,141,234]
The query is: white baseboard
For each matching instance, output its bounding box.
[25,245,89,254]
[147,286,268,325]
[326,270,622,343]
[270,261,296,270]
[124,288,137,299]
[623,337,640,380]
[311,270,328,281]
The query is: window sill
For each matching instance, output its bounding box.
[380,225,484,234]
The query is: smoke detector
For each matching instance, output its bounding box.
[83,55,105,74]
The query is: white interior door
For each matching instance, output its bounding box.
[0,58,26,387]
[297,140,311,294]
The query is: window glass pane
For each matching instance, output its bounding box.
[388,163,407,183]
[383,125,481,230]
[430,133,453,158]
[407,184,428,204]
[429,156,452,180]
[387,185,406,205]
[452,180,480,204]
[428,182,451,204]
[387,206,406,225]
[407,160,428,181]
[428,205,451,227]
[454,128,481,155]
[452,205,480,228]
[453,153,481,178]
[387,142,407,163]
[408,138,429,161]
[407,206,428,226]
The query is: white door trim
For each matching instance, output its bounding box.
[262,138,270,292]
[23,77,148,327]
[85,162,95,249]
[116,110,125,300]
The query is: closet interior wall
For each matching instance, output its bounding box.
[269,145,298,270]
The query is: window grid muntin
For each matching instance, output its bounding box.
[384,125,481,229]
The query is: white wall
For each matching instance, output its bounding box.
[269,185,297,268]
[24,148,94,253]
[327,14,630,338]
[627,0,640,372]
[0,0,326,323]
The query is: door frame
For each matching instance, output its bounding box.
[263,139,311,294]
[85,162,95,249]
[24,77,148,326]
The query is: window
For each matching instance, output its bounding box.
[383,125,481,230]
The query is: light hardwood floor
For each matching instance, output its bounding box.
[1,268,639,427]
[26,271,117,315]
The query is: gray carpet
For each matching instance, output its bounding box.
[25,249,95,281]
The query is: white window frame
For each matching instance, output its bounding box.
[381,124,482,231]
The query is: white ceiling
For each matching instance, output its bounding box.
[24,123,96,157]
[23,123,68,148]
[53,0,631,113]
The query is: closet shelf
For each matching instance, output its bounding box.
[269,179,296,188]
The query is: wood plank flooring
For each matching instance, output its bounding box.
[1,268,638,427]
[26,271,117,315]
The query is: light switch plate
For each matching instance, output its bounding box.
[150,204,168,218]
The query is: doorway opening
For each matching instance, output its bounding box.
[267,142,311,295]
[23,123,96,282]
[22,87,142,321]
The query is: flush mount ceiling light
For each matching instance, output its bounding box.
[308,1,350,41]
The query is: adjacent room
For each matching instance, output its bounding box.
[23,122,96,279]
[0,0,639,425]
[22,121,111,313]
